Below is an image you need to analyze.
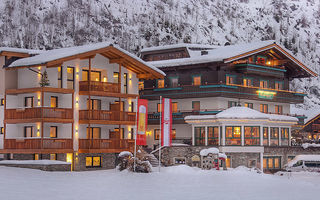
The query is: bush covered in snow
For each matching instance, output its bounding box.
[117,149,152,173]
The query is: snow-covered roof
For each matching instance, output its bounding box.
[7,42,165,76]
[200,147,219,156]
[301,143,320,149]
[0,47,43,55]
[0,160,70,165]
[185,106,298,122]
[286,155,320,167]
[141,43,219,53]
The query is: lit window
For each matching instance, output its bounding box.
[0,127,4,134]
[157,103,161,113]
[50,126,57,138]
[0,98,4,106]
[275,81,283,90]
[244,126,260,146]
[93,157,101,167]
[226,75,236,85]
[58,67,62,88]
[172,129,176,140]
[275,105,283,114]
[113,72,119,83]
[193,76,201,86]
[259,80,268,88]
[194,127,205,146]
[154,129,160,140]
[67,67,74,89]
[244,103,253,109]
[263,127,269,146]
[281,128,289,146]
[50,154,57,160]
[225,126,241,146]
[226,156,231,168]
[34,154,39,160]
[270,127,279,146]
[263,156,281,169]
[260,104,268,113]
[172,102,178,113]
[50,96,58,108]
[157,79,165,88]
[87,127,101,139]
[138,81,144,90]
[207,126,219,145]
[243,78,253,87]
[86,157,92,167]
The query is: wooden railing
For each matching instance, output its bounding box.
[5,107,73,120]
[79,110,136,122]
[79,81,119,93]
[79,139,135,150]
[4,138,73,149]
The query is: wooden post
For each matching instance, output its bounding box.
[3,93,6,142]
[88,57,92,149]
[118,63,122,93]
[41,88,44,150]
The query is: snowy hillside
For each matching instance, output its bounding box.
[0,0,320,111]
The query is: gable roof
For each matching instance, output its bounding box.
[141,43,219,53]
[0,47,43,57]
[145,40,317,77]
[7,42,165,79]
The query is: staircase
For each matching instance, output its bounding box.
[144,153,159,167]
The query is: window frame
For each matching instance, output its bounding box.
[192,75,201,86]
[50,126,58,138]
[260,104,268,113]
[172,102,178,113]
[275,81,284,90]
[154,129,160,140]
[259,79,269,88]
[24,96,34,108]
[244,126,260,146]
[157,79,165,88]
[67,66,75,89]
[243,77,253,87]
[226,74,237,85]
[0,98,4,106]
[123,73,128,94]
[169,76,179,88]
[82,69,102,82]
[85,156,102,168]
[58,66,63,88]
[275,105,283,114]
[192,101,200,111]
[263,156,281,169]
[24,126,34,138]
[0,127,4,135]
[225,126,242,146]
[244,102,253,109]
[207,126,219,146]
[228,101,237,108]
[50,96,58,108]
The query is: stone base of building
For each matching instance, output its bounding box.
[74,153,118,171]
[0,163,71,171]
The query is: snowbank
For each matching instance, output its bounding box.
[200,147,219,156]
[301,143,320,149]
[118,151,133,157]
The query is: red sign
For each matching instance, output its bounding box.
[136,99,148,145]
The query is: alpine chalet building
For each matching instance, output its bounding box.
[140,41,319,171]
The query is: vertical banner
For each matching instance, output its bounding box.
[136,99,148,145]
[161,98,172,147]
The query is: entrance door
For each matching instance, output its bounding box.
[194,127,205,146]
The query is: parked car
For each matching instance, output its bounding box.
[286,155,320,172]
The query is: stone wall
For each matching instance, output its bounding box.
[0,163,71,171]
[74,153,117,171]
[4,153,67,162]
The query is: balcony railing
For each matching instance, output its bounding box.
[5,107,73,121]
[79,139,135,151]
[79,81,119,93]
[4,138,73,149]
[79,110,136,122]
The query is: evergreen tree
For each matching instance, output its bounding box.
[39,71,50,87]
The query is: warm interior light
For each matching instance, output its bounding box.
[103,77,107,82]
[266,61,271,65]
[66,153,73,163]
[234,127,240,135]
[257,90,276,95]
[95,78,99,81]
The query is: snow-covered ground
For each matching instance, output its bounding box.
[0,165,319,200]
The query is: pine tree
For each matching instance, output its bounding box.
[39,71,50,87]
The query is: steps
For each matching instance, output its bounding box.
[144,153,159,167]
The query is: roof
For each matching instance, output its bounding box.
[0,47,43,56]
[185,106,298,122]
[7,42,165,78]
[145,40,317,77]
[141,43,219,53]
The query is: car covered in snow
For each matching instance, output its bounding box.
[285,155,320,172]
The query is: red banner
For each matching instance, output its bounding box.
[136,99,148,145]
[161,98,172,146]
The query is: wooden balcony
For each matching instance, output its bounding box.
[78,139,135,153]
[2,138,73,153]
[79,81,138,98]
[4,107,74,123]
[79,110,136,125]
[232,62,286,78]
[140,84,305,104]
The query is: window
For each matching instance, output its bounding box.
[138,81,144,90]
[0,127,4,135]
[123,73,128,94]
[114,128,125,139]
[226,156,231,168]
[244,103,253,109]
[208,127,219,146]
[157,79,165,88]
[25,97,34,108]
[192,101,200,111]
[243,78,253,87]
[50,126,57,138]
[82,70,101,82]
[0,98,4,106]
[86,156,101,167]
[263,127,269,146]
[263,156,281,169]
[172,129,176,140]
[275,81,283,90]
[174,157,186,165]
[86,127,101,139]
[170,77,179,87]
[172,102,178,113]
[154,129,160,140]
[24,126,35,138]
[244,127,260,146]
[157,103,161,113]
[50,154,57,160]
[281,128,289,146]
[226,75,236,85]
[58,66,62,88]
[50,96,58,108]
[193,75,201,86]
[225,126,241,146]
[260,104,268,113]
[228,101,237,108]
[194,127,205,146]
[259,80,268,88]
[67,67,74,89]
[130,128,134,140]
[129,101,134,112]
[34,154,40,160]
[87,99,101,110]
[275,105,283,114]
[113,72,119,83]
[270,127,279,146]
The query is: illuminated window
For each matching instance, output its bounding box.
[86,127,101,139]
[192,76,201,86]
[263,156,281,169]
[154,129,160,140]
[0,98,4,106]
[58,66,62,88]
[263,127,269,146]
[259,80,268,88]
[157,79,165,88]
[86,157,92,167]
[50,126,57,138]
[275,105,283,114]
[195,127,205,146]
[67,67,74,89]
[82,70,101,82]
[225,126,241,146]
[244,126,260,146]
[0,127,4,134]
[226,156,231,168]
[243,78,253,87]
[226,75,236,85]
[86,156,101,167]
[123,73,128,94]
[87,99,101,110]
[260,104,268,113]
[275,81,283,90]
[138,81,144,90]
[192,101,200,111]
[50,96,58,108]
[50,154,57,160]
[281,128,289,146]
[34,154,40,160]
[24,97,34,108]
[157,103,161,113]
[172,129,176,140]
[270,127,279,146]
[208,127,219,146]
[113,72,119,83]
[244,103,253,109]
[172,102,178,113]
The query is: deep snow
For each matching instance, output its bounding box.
[0,165,319,200]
